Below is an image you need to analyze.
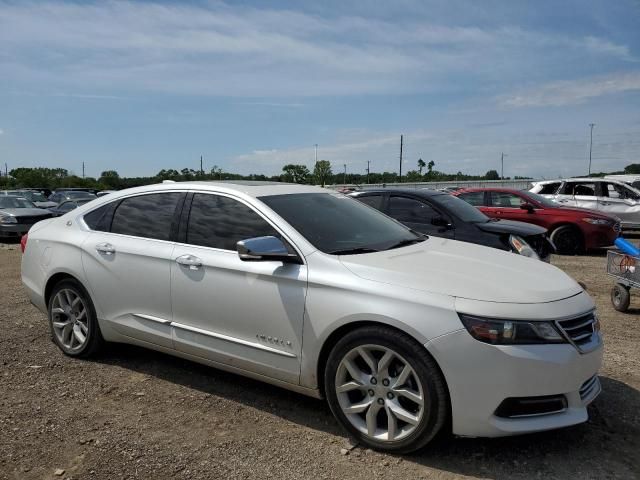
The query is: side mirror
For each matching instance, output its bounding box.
[431,216,452,229]
[237,236,301,264]
[520,203,535,213]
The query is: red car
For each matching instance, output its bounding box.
[453,187,620,254]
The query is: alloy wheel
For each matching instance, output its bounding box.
[335,344,425,442]
[51,289,89,351]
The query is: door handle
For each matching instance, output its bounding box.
[95,242,115,255]
[176,254,203,270]
[558,199,568,203]
[600,202,611,206]
[495,211,502,214]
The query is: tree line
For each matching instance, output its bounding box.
[0,160,524,191]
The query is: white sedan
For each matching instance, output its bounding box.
[21,181,603,453]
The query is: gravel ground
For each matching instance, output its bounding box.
[1,241,639,480]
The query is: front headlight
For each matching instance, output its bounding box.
[509,234,539,260]
[0,215,17,224]
[459,313,566,345]
[582,217,611,225]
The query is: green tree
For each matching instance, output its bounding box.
[485,169,500,180]
[405,170,422,182]
[624,164,640,174]
[313,160,332,187]
[99,170,120,189]
[281,164,311,184]
[417,158,426,175]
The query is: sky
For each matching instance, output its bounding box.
[0,0,639,179]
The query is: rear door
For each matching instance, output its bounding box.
[556,181,598,210]
[81,192,184,349]
[485,191,531,222]
[457,191,491,215]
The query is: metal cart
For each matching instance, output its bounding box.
[607,250,640,312]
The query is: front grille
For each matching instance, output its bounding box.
[555,312,600,353]
[16,214,52,225]
[579,375,601,404]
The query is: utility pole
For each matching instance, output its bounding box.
[82,162,85,179]
[343,164,347,185]
[588,123,595,175]
[366,160,370,184]
[314,144,318,164]
[399,135,403,183]
[4,163,7,178]
[500,152,507,180]
[200,155,204,176]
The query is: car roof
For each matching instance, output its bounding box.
[456,187,526,193]
[351,188,446,198]
[85,181,327,200]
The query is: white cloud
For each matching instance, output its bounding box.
[0,129,4,135]
[500,72,640,108]
[0,2,634,97]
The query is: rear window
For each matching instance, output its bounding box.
[111,193,182,241]
[354,194,384,210]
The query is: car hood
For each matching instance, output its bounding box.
[339,238,582,304]
[0,208,51,217]
[475,219,546,236]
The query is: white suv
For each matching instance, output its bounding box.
[21,181,603,453]
[531,178,640,229]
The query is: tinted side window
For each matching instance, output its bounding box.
[59,202,77,212]
[187,194,279,250]
[111,193,182,241]
[538,182,560,194]
[388,196,435,224]
[458,191,486,206]
[83,203,114,232]
[489,192,524,208]
[356,194,384,211]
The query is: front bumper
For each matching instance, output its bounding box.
[425,329,603,437]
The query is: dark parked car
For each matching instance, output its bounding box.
[49,190,97,204]
[49,198,95,217]
[349,189,553,261]
[0,196,53,238]
[453,187,620,254]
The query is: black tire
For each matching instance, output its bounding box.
[551,225,584,255]
[611,284,631,312]
[324,326,449,453]
[48,279,104,358]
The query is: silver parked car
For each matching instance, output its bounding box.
[531,178,640,229]
[0,195,53,238]
[21,181,603,453]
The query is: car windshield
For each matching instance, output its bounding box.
[526,192,563,208]
[430,193,489,223]
[260,192,423,254]
[0,196,35,209]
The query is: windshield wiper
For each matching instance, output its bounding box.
[329,247,380,255]
[384,237,426,251]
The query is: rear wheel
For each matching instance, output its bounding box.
[324,326,448,453]
[48,279,104,358]
[611,284,631,312]
[551,225,584,255]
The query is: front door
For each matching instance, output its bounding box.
[598,182,640,226]
[170,192,306,384]
[387,195,454,238]
[556,181,598,210]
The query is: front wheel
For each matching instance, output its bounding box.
[551,225,584,255]
[324,326,448,453]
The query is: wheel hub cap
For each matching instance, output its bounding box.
[51,289,89,351]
